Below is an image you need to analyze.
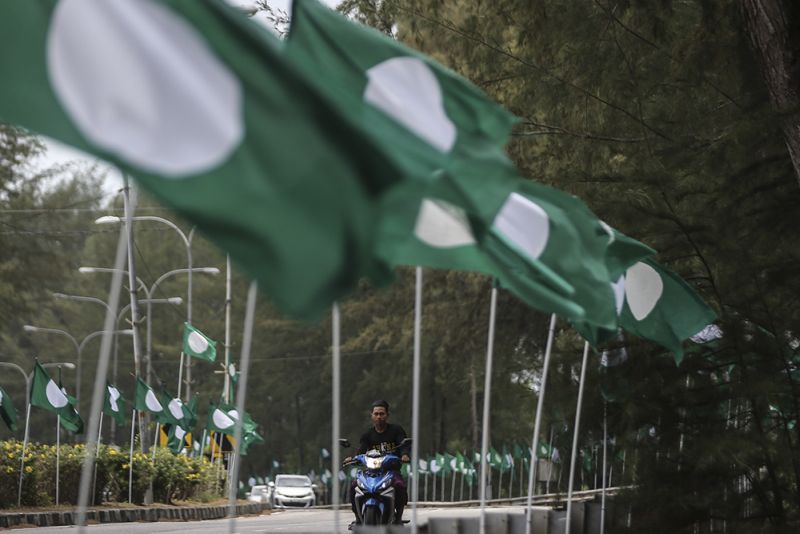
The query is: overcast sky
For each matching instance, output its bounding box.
[35,0,340,197]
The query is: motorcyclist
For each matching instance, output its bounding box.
[345,399,410,528]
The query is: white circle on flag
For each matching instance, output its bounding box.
[168,399,184,420]
[492,192,550,260]
[174,426,187,440]
[145,390,163,412]
[46,0,244,176]
[227,409,240,421]
[108,386,121,412]
[46,380,69,408]
[0,389,4,406]
[414,198,476,248]
[364,57,456,153]
[213,409,235,429]
[625,262,664,321]
[187,331,209,354]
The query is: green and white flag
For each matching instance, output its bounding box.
[183,323,217,362]
[30,362,82,432]
[103,383,126,427]
[0,0,414,318]
[167,423,189,453]
[134,378,163,415]
[0,386,18,432]
[488,447,504,471]
[207,403,236,434]
[158,391,187,427]
[615,258,716,363]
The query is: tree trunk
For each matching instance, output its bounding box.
[740,0,800,186]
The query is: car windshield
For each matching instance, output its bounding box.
[276,476,311,487]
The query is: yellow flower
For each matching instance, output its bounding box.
[25,466,32,473]
[122,464,129,469]
[5,467,13,474]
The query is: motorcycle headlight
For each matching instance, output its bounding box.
[365,456,383,470]
[356,478,368,490]
[378,478,392,491]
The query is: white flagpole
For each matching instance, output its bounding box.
[508,459,514,499]
[153,422,160,460]
[410,267,423,533]
[565,341,591,534]
[17,401,31,507]
[545,426,555,495]
[441,467,445,501]
[128,408,136,503]
[176,352,185,400]
[92,413,104,506]
[498,462,503,499]
[460,468,465,501]
[56,415,60,506]
[331,302,342,534]
[228,281,257,534]
[479,285,498,534]
[76,222,127,531]
[432,471,436,501]
[451,466,457,501]
[601,401,608,534]
[525,313,557,534]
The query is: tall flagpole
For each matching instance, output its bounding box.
[601,401,608,534]
[479,285,498,534]
[331,302,342,534]
[92,413,104,506]
[411,267,423,533]
[56,414,60,506]
[525,313,558,534]
[128,408,136,503]
[17,401,31,507]
[565,341,591,534]
[227,281,257,534]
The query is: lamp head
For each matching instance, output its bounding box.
[167,297,183,305]
[94,215,122,225]
[23,325,38,333]
[202,267,221,275]
[78,267,96,274]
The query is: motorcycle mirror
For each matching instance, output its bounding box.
[400,437,413,446]
[339,438,351,448]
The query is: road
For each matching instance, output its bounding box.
[17,505,532,533]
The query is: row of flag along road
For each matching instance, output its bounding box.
[0,0,715,352]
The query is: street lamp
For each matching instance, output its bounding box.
[96,215,198,401]
[79,266,219,389]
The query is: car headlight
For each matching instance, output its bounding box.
[365,456,383,470]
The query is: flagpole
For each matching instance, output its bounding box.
[546,427,555,495]
[508,458,513,499]
[479,285,498,534]
[56,414,61,506]
[331,302,342,534]
[128,408,136,503]
[224,255,232,404]
[565,341,591,534]
[410,266,423,533]
[227,281,257,534]
[92,413,104,506]
[601,401,608,534]
[75,221,127,532]
[451,467,457,501]
[525,313,557,534]
[16,400,31,508]
[152,422,160,460]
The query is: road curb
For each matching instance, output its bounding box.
[0,502,266,528]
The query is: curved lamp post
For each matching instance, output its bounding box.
[96,216,197,400]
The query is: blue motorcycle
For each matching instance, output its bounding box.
[342,438,411,526]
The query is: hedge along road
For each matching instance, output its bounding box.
[9,506,530,533]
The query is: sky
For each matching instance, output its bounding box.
[35,0,340,196]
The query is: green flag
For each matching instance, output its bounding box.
[103,383,126,427]
[167,423,189,453]
[0,0,413,318]
[240,425,265,456]
[134,377,164,415]
[488,447,503,471]
[207,403,237,435]
[158,390,188,426]
[30,363,83,433]
[0,386,18,432]
[183,323,216,362]
[617,259,716,363]
[184,396,199,430]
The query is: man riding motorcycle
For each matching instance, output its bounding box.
[345,400,409,528]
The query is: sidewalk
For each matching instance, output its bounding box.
[0,501,267,528]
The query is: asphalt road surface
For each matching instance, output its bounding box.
[16,505,530,533]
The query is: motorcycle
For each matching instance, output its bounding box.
[341,437,412,526]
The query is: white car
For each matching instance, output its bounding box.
[270,474,316,508]
[246,484,272,505]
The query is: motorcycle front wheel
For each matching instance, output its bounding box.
[363,506,380,525]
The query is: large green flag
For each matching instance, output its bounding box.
[183,323,216,362]
[158,391,188,427]
[30,363,82,432]
[0,0,413,318]
[167,423,189,453]
[0,386,18,432]
[134,378,164,415]
[57,377,83,434]
[103,383,126,427]
[207,403,237,435]
[617,259,716,363]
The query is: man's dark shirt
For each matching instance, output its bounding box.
[358,423,409,456]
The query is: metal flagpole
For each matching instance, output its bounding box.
[228,282,257,534]
[498,462,503,500]
[441,466,445,501]
[331,302,342,534]
[153,422,160,460]
[601,402,608,534]
[546,426,555,495]
[525,313,557,534]
[56,414,60,506]
[479,285,498,534]
[76,222,127,531]
[451,466,457,501]
[410,267,423,532]
[432,471,436,501]
[460,468,465,501]
[565,341,591,534]
[508,458,514,499]
[128,409,136,503]
[224,255,232,404]
[17,401,31,507]
[92,413,104,506]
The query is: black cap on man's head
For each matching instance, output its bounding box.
[371,399,389,412]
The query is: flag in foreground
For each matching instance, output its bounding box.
[134,378,163,415]
[183,323,216,362]
[30,362,82,432]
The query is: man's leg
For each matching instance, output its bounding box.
[392,472,408,524]
[349,480,360,525]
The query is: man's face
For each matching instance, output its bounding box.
[371,406,388,430]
